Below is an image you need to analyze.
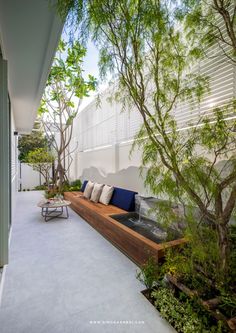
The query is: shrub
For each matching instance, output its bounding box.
[160,223,236,298]
[136,257,159,291]
[60,179,82,192]
[70,179,82,188]
[44,189,57,199]
[152,287,226,333]
[33,185,48,191]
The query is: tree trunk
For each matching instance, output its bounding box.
[45,170,50,187]
[56,155,65,190]
[217,221,229,277]
[52,161,55,184]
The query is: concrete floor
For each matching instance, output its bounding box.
[0,191,175,333]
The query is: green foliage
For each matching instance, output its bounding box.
[66,185,81,191]
[136,257,159,290]
[18,131,50,162]
[159,224,236,311]
[228,225,236,287]
[44,40,96,100]
[44,188,58,199]
[70,179,82,188]
[25,148,54,165]
[179,0,236,63]
[58,181,81,193]
[25,148,54,186]
[38,40,96,117]
[33,185,48,191]
[152,287,226,333]
[63,179,82,191]
[219,290,236,318]
[44,179,82,198]
[62,179,82,192]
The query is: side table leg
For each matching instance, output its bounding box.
[45,207,48,222]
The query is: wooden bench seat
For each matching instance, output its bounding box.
[64,191,187,266]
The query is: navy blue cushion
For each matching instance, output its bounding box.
[81,180,88,192]
[110,187,137,211]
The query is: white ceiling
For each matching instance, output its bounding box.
[0,0,64,133]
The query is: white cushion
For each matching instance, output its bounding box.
[99,185,114,205]
[90,183,104,203]
[83,181,94,199]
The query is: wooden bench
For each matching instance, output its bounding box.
[64,191,187,266]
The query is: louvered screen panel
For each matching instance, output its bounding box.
[77,10,236,151]
[174,7,236,129]
[116,111,127,143]
[175,57,235,129]
[77,91,117,150]
[126,109,143,141]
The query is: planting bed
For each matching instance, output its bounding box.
[141,275,236,332]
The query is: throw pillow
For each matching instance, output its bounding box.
[90,183,104,203]
[83,181,94,199]
[99,185,114,205]
[81,180,88,192]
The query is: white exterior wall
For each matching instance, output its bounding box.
[19,164,42,190]
[70,91,148,193]
[72,143,147,194]
[68,84,148,193]
[70,43,236,194]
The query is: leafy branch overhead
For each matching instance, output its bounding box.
[179,0,236,63]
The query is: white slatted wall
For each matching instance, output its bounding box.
[77,27,236,152]
[175,51,236,129]
[76,89,145,151]
[175,7,236,128]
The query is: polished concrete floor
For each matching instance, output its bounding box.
[0,191,175,333]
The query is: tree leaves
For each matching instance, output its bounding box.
[25,148,54,164]
[18,132,51,162]
[25,148,54,185]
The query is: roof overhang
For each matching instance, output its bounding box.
[0,0,64,133]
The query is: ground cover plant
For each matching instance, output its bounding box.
[152,287,226,333]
